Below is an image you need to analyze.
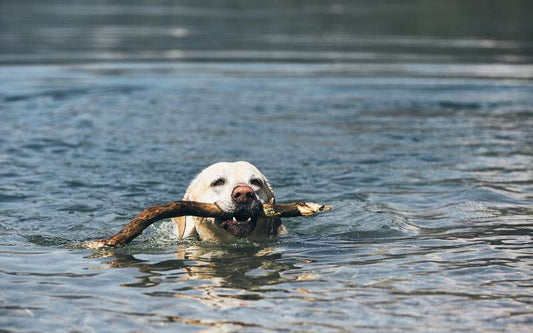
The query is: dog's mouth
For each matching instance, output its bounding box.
[215,200,263,238]
[214,203,261,238]
[216,215,257,238]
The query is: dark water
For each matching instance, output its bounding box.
[1,1,533,332]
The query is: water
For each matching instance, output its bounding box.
[1,1,533,332]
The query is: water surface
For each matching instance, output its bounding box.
[1,1,533,332]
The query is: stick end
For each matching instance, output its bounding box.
[297,202,332,216]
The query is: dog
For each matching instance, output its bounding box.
[172,161,286,242]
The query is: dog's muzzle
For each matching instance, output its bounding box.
[215,186,263,238]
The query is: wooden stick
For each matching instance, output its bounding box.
[85,201,331,249]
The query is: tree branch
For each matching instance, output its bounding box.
[85,201,331,249]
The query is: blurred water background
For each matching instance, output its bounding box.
[1,1,533,331]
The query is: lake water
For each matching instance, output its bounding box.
[1,1,533,332]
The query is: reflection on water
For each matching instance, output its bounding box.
[1,0,533,332]
[96,245,290,291]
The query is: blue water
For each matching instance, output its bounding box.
[2,1,533,332]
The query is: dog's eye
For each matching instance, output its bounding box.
[250,178,263,187]
[211,178,226,187]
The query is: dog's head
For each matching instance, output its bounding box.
[183,161,275,239]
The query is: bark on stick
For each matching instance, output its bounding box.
[85,201,331,249]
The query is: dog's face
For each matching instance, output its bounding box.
[183,161,275,239]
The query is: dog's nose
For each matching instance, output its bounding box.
[232,185,255,203]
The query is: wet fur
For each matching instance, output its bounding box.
[172,161,285,243]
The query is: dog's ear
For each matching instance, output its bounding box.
[175,177,200,239]
[175,216,186,238]
[263,177,276,203]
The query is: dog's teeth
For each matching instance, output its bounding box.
[231,216,252,223]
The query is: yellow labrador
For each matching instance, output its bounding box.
[173,161,286,242]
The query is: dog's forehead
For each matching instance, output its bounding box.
[203,161,263,181]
